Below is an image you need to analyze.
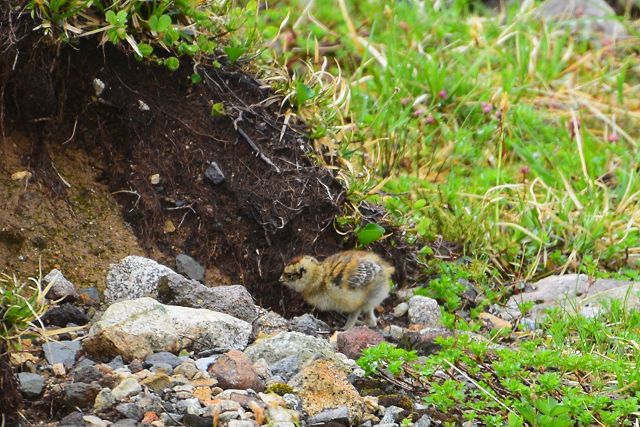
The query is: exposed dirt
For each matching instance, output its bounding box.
[0,3,348,316]
[0,132,144,288]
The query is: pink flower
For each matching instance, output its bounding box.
[520,166,530,175]
[608,133,619,142]
[413,107,427,117]
[401,97,413,106]
[438,89,448,100]
[481,102,492,114]
[425,114,436,124]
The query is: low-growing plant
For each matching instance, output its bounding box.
[26,0,258,72]
[0,271,53,423]
[357,303,640,425]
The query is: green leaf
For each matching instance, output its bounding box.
[191,73,202,85]
[507,413,524,427]
[163,27,180,45]
[157,14,171,33]
[148,15,159,32]
[164,57,180,71]
[294,82,315,107]
[224,45,246,64]
[138,43,153,57]
[210,102,225,117]
[356,222,385,246]
[413,199,427,209]
[105,10,116,25]
[115,10,127,26]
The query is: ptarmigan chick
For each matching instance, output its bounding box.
[280,250,394,329]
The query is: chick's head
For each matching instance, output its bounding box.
[279,255,319,292]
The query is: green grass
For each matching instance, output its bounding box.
[358,302,640,426]
[250,2,640,424]
[252,0,640,281]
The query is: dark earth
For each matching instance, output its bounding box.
[0,2,427,318]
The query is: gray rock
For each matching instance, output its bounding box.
[414,414,432,427]
[174,361,200,379]
[157,273,258,323]
[145,351,183,369]
[392,303,409,318]
[518,317,537,331]
[181,414,214,427]
[537,0,628,42]
[108,355,125,370]
[288,314,329,337]
[205,162,225,185]
[219,411,241,421]
[18,372,44,398]
[227,421,256,427]
[41,303,89,327]
[44,340,81,369]
[245,332,341,379]
[43,269,78,301]
[112,419,138,426]
[175,254,206,282]
[111,377,141,400]
[58,411,85,426]
[73,364,103,385]
[85,297,251,360]
[64,382,101,409]
[116,402,144,421]
[176,397,203,415]
[104,256,175,304]
[307,406,350,425]
[506,274,640,320]
[380,406,404,424]
[78,287,101,305]
[408,296,441,327]
[161,413,184,426]
[282,393,302,412]
[194,356,219,372]
[94,388,116,413]
[252,311,289,338]
[131,392,164,414]
[82,415,109,427]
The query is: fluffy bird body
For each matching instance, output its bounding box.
[280,250,394,329]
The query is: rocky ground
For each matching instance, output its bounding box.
[13,256,443,427]
[13,254,640,427]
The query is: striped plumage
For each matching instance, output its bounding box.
[280,250,394,329]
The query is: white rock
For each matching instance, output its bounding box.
[244,332,346,379]
[393,302,409,317]
[507,274,640,320]
[94,388,116,412]
[537,0,628,41]
[408,296,441,327]
[112,377,142,400]
[105,256,175,304]
[82,415,110,427]
[86,298,251,360]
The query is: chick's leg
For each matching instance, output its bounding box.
[366,309,377,327]
[343,311,360,330]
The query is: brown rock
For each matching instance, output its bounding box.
[141,411,159,424]
[289,359,365,424]
[336,327,384,359]
[141,372,171,393]
[193,386,212,402]
[478,312,512,330]
[208,350,265,392]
